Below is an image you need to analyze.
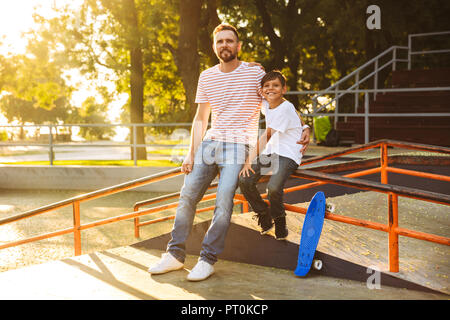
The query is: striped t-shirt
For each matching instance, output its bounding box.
[195,62,265,145]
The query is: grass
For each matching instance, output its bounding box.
[147,148,188,156]
[0,159,181,167]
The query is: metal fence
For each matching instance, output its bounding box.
[286,30,450,143]
[0,123,192,166]
[1,31,449,164]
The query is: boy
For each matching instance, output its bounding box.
[239,70,309,240]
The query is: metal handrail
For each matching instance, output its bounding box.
[310,45,407,105]
[408,31,450,69]
[0,122,193,166]
[2,87,449,163]
[287,87,450,144]
[0,167,183,256]
[0,139,449,274]
[131,139,450,273]
[306,30,450,136]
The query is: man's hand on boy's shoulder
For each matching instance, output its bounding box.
[247,62,265,71]
[297,127,311,155]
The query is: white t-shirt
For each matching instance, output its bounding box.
[261,100,303,165]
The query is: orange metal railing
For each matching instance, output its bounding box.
[0,139,449,274]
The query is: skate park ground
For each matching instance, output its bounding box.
[0,144,448,299]
[0,189,448,300]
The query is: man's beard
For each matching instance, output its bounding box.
[219,49,237,62]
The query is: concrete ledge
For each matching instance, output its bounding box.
[0,165,185,192]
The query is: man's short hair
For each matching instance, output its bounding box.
[213,23,239,41]
[261,70,287,87]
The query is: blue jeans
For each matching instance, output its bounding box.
[239,154,299,220]
[167,140,248,265]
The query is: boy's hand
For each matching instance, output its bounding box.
[297,127,311,155]
[181,153,194,174]
[239,163,255,178]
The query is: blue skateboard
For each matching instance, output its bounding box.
[294,191,327,276]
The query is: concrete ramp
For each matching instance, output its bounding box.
[0,193,447,299]
[0,240,446,300]
[133,212,448,295]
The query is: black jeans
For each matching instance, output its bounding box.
[238,154,299,220]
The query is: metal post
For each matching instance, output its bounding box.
[312,99,317,143]
[355,71,360,113]
[364,92,369,144]
[48,125,54,166]
[392,47,397,71]
[132,124,137,166]
[334,85,339,128]
[408,35,412,70]
[73,201,82,256]
[374,59,378,101]
[388,193,399,272]
[380,142,388,184]
[242,201,249,213]
[134,211,140,238]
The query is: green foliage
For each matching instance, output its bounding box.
[1,0,449,131]
[0,130,8,141]
[0,94,72,125]
[74,96,115,140]
[0,36,74,124]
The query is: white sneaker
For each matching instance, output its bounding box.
[187,260,215,281]
[148,252,184,274]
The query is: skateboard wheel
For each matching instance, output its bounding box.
[326,203,335,213]
[313,259,323,270]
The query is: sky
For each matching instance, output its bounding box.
[0,0,56,56]
[0,0,127,131]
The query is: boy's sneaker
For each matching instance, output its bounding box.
[253,213,273,235]
[148,252,184,274]
[187,260,215,281]
[275,217,288,240]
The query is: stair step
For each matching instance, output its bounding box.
[361,105,450,113]
[340,126,450,146]
[374,93,450,105]
[391,68,450,87]
[338,118,450,126]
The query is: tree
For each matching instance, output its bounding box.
[35,0,149,159]
[163,0,221,121]
[0,94,72,139]
[75,96,115,140]
[0,39,74,132]
[21,0,450,138]
[219,0,329,110]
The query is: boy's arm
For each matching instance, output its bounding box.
[246,128,273,164]
[182,102,210,174]
[240,128,273,177]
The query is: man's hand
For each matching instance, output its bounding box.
[248,62,265,71]
[297,127,311,155]
[181,152,194,174]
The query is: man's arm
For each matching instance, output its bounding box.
[182,102,210,174]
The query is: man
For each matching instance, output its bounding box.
[148,24,310,281]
